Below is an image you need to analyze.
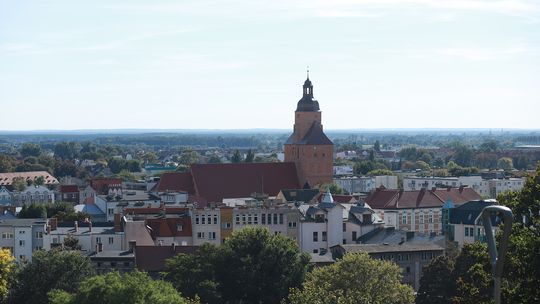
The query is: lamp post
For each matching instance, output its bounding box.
[480,205,513,304]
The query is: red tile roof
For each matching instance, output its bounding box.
[156,172,195,193]
[0,171,58,186]
[190,162,300,202]
[135,245,198,272]
[146,217,192,238]
[60,185,79,193]
[366,187,481,209]
[90,178,122,195]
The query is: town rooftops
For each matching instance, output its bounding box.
[60,185,79,193]
[366,187,481,209]
[279,188,320,203]
[0,218,48,227]
[155,172,195,193]
[336,242,444,254]
[0,171,58,186]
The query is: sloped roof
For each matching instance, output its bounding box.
[280,189,320,203]
[60,185,79,193]
[190,162,300,203]
[449,200,499,225]
[297,123,333,145]
[155,172,195,193]
[366,187,481,209]
[0,171,58,186]
[146,217,192,238]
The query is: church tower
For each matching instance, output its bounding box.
[284,73,333,187]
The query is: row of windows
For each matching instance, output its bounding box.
[312,231,327,242]
[197,232,217,240]
[195,214,219,225]
[235,213,285,225]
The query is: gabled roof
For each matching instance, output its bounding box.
[146,217,192,238]
[366,187,481,209]
[190,162,300,203]
[0,171,58,186]
[279,188,320,203]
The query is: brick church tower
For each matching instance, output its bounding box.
[284,73,333,187]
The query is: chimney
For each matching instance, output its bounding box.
[49,217,58,231]
[114,214,122,232]
[128,240,136,253]
[74,221,78,232]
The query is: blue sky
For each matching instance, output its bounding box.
[0,0,539,130]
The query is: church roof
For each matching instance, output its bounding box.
[296,96,320,112]
[296,122,333,145]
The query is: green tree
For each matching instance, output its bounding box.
[288,253,415,304]
[107,157,127,174]
[0,154,14,173]
[163,243,222,303]
[367,169,394,176]
[11,176,27,191]
[497,157,513,171]
[179,149,199,166]
[20,143,42,158]
[399,146,418,162]
[54,142,81,160]
[62,235,81,250]
[12,249,94,304]
[374,140,381,152]
[18,204,47,219]
[164,227,309,304]
[208,154,222,163]
[231,150,242,163]
[48,271,191,304]
[416,255,455,304]
[245,149,255,163]
[0,248,14,302]
[354,160,375,175]
[452,143,474,167]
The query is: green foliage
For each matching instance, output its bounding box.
[497,157,514,171]
[48,271,190,304]
[416,255,455,304]
[20,143,42,158]
[12,249,94,304]
[0,154,15,173]
[374,140,381,152]
[319,183,346,195]
[231,150,242,163]
[207,154,222,163]
[244,149,255,163]
[288,253,415,304]
[11,176,27,191]
[367,169,395,176]
[451,143,474,167]
[0,249,14,302]
[46,202,88,222]
[63,235,81,250]
[163,227,309,304]
[163,243,222,303]
[54,142,81,160]
[18,203,47,219]
[354,160,388,175]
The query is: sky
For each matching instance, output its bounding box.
[0,0,539,131]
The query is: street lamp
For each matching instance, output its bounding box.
[481,205,513,304]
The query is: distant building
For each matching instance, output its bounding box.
[366,187,481,234]
[0,218,48,262]
[446,199,499,248]
[0,171,58,187]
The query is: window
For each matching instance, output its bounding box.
[254,214,258,225]
[288,221,297,228]
[313,231,318,242]
[322,231,327,242]
[209,232,216,240]
[195,215,200,225]
[110,262,117,267]
[197,232,205,239]
[2,232,13,239]
[207,215,211,224]
[313,249,318,254]
[402,213,407,224]
[279,214,284,225]
[109,237,114,244]
[352,231,357,241]
[35,246,42,250]
[35,231,43,239]
[235,215,240,225]
[465,227,469,237]
[19,240,25,247]
[242,214,246,225]
[177,224,183,231]
[224,222,231,228]
[108,208,114,215]
[343,222,346,232]
[124,261,131,267]
[273,214,278,225]
[419,213,424,224]
[262,213,266,224]
[428,213,433,223]
[406,266,411,274]
[96,237,102,243]
[19,230,25,234]
[202,215,206,225]
[213,215,218,225]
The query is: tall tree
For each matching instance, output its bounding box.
[20,143,42,158]
[288,252,415,304]
[416,255,455,304]
[12,249,94,304]
[48,271,192,304]
[231,150,242,163]
[0,248,14,302]
[244,149,255,163]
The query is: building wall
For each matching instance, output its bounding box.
[220,208,234,242]
[192,209,221,246]
[375,208,443,234]
[14,227,32,261]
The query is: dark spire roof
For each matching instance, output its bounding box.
[296,74,320,112]
[297,122,333,145]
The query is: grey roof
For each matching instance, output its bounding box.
[280,189,319,203]
[309,252,335,263]
[0,218,47,227]
[359,228,445,246]
[339,243,444,254]
[296,123,333,145]
[89,250,134,259]
[449,200,499,225]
